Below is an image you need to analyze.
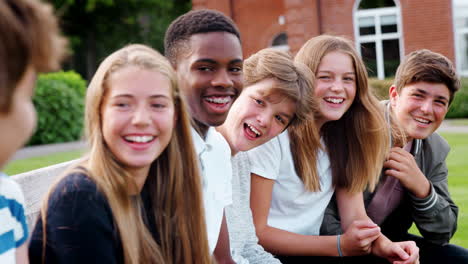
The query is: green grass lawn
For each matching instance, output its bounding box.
[5,133,468,248]
[4,150,84,175]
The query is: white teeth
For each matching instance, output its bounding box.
[124,135,154,143]
[205,96,231,104]
[325,98,344,104]
[247,124,261,137]
[414,117,430,124]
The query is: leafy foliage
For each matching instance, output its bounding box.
[48,0,191,80]
[29,71,86,145]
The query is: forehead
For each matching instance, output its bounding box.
[246,78,294,104]
[318,51,354,73]
[401,81,450,99]
[184,32,242,64]
[107,66,172,96]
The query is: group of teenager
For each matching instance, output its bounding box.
[1,1,467,263]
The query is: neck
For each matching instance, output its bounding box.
[126,166,150,195]
[192,119,209,139]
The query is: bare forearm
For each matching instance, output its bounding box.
[256,225,338,256]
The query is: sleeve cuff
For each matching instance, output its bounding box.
[410,183,438,211]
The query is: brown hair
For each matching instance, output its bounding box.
[295,35,389,193]
[394,49,460,104]
[244,48,321,188]
[40,45,211,264]
[0,0,67,113]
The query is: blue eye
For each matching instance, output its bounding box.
[254,98,264,105]
[275,115,285,124]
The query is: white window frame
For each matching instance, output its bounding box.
[353,0,404,79]
[453,0,468,77]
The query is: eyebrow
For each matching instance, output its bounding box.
[415,88,449,102]
[110,94,170,99]
[195,58,243,65]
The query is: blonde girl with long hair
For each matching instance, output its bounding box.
[28,44,211,264]
[248,35,419,264]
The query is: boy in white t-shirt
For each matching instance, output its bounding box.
[0,0,66,263]
[164,9,243,263]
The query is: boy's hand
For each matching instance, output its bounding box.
[372,237,420,264]
[383,147,431,198]
[341,220,381,256]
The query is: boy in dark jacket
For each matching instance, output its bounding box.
[322,49,468,264]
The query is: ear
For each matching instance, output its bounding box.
[389,85,399,108]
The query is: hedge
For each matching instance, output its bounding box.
[369,77,468,118]
[29,71,86,145]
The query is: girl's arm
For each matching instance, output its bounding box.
[16,242,29,264]
[250,174,375,256]
[336,187,420,264]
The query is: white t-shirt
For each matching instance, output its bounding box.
[0,173,28,264]
[247,131,334,236]
[192,127,233,253]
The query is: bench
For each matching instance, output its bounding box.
[11,160,77,230]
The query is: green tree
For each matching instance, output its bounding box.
[49,0,190,80]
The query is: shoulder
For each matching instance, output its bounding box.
[0,175,26,207]
[47,170,107,210]
[421,133,450,159]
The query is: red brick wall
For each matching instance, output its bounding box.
[284,0,320,54]
[400,0,455,62]
[192,0,286,58]
[192,0,456,62]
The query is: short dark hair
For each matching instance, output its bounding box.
[164,9,241,66]
[394,49,460,104]
[0,0,67,113]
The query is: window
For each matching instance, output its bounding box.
[454,0,468,76]
[354,0,403,79]
[270,32,289,52]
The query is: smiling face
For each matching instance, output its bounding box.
[390,82,450,140]
[101,66,175,177]
[175,31,243,132]
[314,51,356,128]
[219,78,295,155]
[0,66,37,169]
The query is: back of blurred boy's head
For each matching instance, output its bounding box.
[394,49,460,105]
[0,0,67,113]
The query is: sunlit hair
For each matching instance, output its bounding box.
[40,44,211,264]
[394,49,460,105]
[295,35,389,193]
[0,0,67,113]
[243,48,321,186]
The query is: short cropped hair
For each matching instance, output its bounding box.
[394,49,460,104]
[243,48,315,127]
[0,0,67,113]
[164,9,241,66]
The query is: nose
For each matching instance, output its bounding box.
[256,110,272,129]
[132,105,150,126]
[420,99,433,114]
[330,79,344,92]
[211,69,233,89]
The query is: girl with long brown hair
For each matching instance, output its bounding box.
[248,35,419,263]
[28,44,211,264]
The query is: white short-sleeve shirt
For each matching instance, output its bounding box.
[192,127,233,253]
[0,173,28,264]
[247,130,334,236]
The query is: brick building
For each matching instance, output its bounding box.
[192,0,468,79]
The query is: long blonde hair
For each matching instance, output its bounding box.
[295,35,389,193]
[40,44,211,263]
